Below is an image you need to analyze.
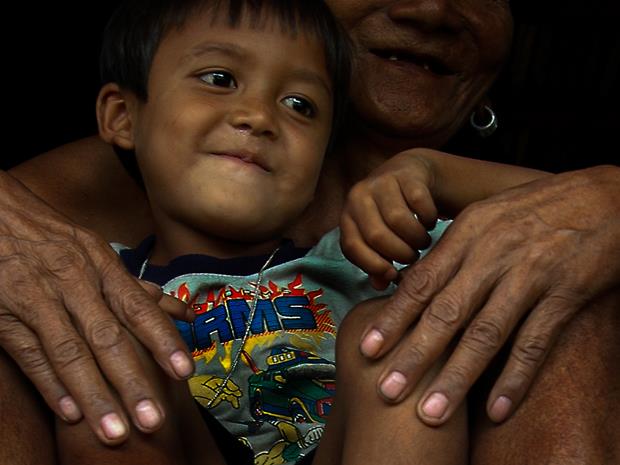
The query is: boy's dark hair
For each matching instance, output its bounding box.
[100,0,351,148]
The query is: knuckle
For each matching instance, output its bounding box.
[458,202,485,223]
[88,320,125,352]
[0,254,36,285]
[0,311,20,335]
[121,290,161,327]
[73,227,100,247]
[441,365,470,393]
[399,265,438,304]
[0,267,57,326]
[52,337,92,369]
[119,375,150,401]
[500,370,530,394]
[82,390,115,415]
[523,243,554,268]
[372,295,417,335]
[400,343,427,369]
[512,334,550,367]
[407,185,427,202]
[422,293,463,333]
[461,318,504,355]
[384,209,410,230]
[365,228,386,249]
[37,240,89,276]
[16,343,50,374]
[76,228,115,262]
[347,183,370,204]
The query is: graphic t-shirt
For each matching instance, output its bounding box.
[115,223,450,465]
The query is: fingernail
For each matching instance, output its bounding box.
[360,329,384,357]
[380,371,407,400]
[101,413,127,440]
[59,396,82,422]
[170,350,194,378]
[422,392,449,418]
[135,400,162,430]
[489,395,512,422]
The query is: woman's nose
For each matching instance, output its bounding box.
[227,97,279,139]
[386,0,462,33]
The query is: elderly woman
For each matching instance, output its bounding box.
[0,0,618,463]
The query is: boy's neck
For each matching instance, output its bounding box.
[146,220,282,266]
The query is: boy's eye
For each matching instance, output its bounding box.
[281,96,316,118]
[199,71,237,88]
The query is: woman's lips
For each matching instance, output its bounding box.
[370,49,456,76]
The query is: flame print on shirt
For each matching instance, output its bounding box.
[168,273,336,371]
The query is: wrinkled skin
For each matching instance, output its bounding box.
[327,0,512,146]
[358,165,620,424]
[0,171,193,445]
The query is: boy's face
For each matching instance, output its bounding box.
[127,11,333,246]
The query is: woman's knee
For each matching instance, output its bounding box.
[0,349,56,464]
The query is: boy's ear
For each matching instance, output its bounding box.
[96,83,138,150]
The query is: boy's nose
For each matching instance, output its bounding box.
[227,98,279,139]
[386,0,462,33]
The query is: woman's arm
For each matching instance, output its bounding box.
[9,136,152,244]
[0,138,193,445]
[358,164,620,425]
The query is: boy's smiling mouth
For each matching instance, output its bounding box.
[209,149,271,172]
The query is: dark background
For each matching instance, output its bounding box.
[3,1,619,172]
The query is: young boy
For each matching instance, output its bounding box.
[56,0,547,464]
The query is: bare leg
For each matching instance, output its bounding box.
[0,349,55,465]
[56,330,229,465]
[314,298,468,465]
[471,290,620,465]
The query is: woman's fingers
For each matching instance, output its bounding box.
[0,309,80,422]
[136,279,194,322]
[484,293,579,422]
[87,238,195,381]
[61,278,171,437]
[358,220,468,360]
[374,251,496,404]
[0,172,195,445]
[413,265,546,424]
[361,166,620,425]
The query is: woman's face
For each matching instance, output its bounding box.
[327,0,513,147]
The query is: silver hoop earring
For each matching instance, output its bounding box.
[470,105,498,138]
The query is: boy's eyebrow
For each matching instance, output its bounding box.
[182,41,247,63]
[288,69,333,97]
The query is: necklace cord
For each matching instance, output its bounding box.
[137,246,281,408]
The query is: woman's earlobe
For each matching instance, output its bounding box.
[96,83,136,150]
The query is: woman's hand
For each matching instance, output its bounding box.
[0,171,195,445]
[358,165,620,425]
